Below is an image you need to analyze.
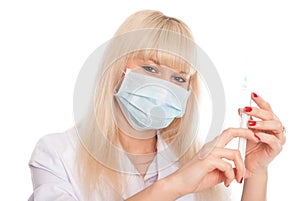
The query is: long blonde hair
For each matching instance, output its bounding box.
[76,10,228,200]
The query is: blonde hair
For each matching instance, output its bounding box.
[76,10,228,200]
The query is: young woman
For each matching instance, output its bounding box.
[28,10,285,201]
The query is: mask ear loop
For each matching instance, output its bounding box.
[186,64,197,91]
[185,73,193,91]
[112,68,129,136]
[114,68,129,94]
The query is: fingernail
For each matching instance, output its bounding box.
[239,177,244,184]
[244,106,252,112]
[248,120,256,126]
[254,134,261,141]
[252,92,258,98]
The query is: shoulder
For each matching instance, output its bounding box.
[29,127,79,171]
[31,127,78,153]
[28,128,85,200]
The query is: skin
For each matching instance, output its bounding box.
[117,58,285,201]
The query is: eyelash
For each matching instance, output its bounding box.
[173,76,186,83]
[141,66,157,73]
[141,65,187,83]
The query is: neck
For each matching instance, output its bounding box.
[119,129,157,154]
[119,129,157,178]
[115,99,157,154]
[115,102,157,177]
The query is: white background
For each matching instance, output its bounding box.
[0,0,299,200]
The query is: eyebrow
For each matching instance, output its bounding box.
[179,71,188,75]
[148,58,189,75]
[149,58,160,65]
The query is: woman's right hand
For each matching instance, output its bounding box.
[166,127,260,197]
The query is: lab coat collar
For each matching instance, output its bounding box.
[156,133,180,180]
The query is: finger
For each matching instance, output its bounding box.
[216,128,260,147]
[251,92,273,112]
[234,168,252,179]
[240,106,276,121]
[254,128,286,145]
[212,148,245,183]
[247,119,283,134]
[207,157,235,187]
[254,131,284,153]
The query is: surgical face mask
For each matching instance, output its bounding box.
[115,69,191,131]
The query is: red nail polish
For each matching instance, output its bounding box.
[254,134,261,141]
[239,177,244,183]
[252,92,258,98]
[244,106,252,112]
[248,120,256,126]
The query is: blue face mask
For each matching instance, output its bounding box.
[115,69,190,131]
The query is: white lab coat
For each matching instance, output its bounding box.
[28,128,196,201]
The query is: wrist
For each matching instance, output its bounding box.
[242,167,268,201]
[156,176,181,200]
[250,166,268,178]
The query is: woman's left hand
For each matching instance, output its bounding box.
[240,92,286,174]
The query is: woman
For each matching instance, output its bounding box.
[28,10,285,201]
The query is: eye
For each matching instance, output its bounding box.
[173,76,187,83]
[141,66,158,73]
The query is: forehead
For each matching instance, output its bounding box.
[130,50,195,75]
